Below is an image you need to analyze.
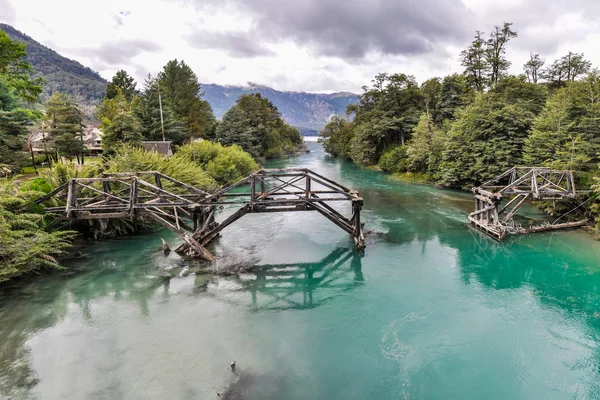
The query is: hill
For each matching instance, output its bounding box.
[0,24,106,114]
[202,83,358,134]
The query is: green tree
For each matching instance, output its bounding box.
[43,92,85,162]
[440,91,536,188]
[0,29,43,102]
[461,31,489,92]
[135,75,185,144]
[216,93,302,159]
[406,114,447,175]
[524,53,545,84]
[318,116,354,159]
[158,59,215,139]
[523,87,577,168]
[421,77,442,123]
[0,77,32,169]
[524,72,600,172]
[101,109,142,153]
[543,52,591,88]
[436,74,468,123]
[105,70,137,101]
[485,23,518,86]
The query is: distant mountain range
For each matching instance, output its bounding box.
[1,24,358,133]
[1,24,107,108]
[202,83,358,134]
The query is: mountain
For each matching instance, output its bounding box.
[0,24,107,112]
[202,83,358,134]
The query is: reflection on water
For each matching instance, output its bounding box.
[201,248,363,311]
[2,141,600,399]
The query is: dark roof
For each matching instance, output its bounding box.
[142,141,173,156]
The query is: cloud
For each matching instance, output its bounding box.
[68,39,162,67]
[186,30,274,58]
[0,0,16,24]
[192,0,473,59]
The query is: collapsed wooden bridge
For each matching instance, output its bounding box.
[35,169,365,261]
[469,167,588,240]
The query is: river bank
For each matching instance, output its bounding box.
[1,140,600,399]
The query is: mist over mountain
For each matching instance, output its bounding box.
[202,83,358,134]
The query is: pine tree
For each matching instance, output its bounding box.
[158,59,215,140]
[135,75,185,144]
[43,92,85,161]
[105,70,138,102]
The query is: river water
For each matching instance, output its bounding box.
[2,141,600,400]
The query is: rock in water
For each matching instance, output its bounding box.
[160,238,171,254]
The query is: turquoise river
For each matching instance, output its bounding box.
[2,140,600,400]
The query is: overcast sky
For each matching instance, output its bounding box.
[1,0,599,93]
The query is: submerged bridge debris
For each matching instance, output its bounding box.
[35,169,365,261]
[469,166,588,240]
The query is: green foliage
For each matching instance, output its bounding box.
[1,23,105,112]
[105,70,137,101]
[347,73,423,165]
[0,181,74,282]
[524,53,545,84]
[440,92,536,188]
[43,92,85,160]
[159,59,215,139]
[378,146,409,173]
[0,77,32,169]
[543,51,591,88]
[406,114,447,176]
[216,93,303,159]
[0,28,43,103]
[318,116,354,159]
[135,75,186,145]
[40,158,100,187]
[176,140,258,184]
[436,74,469,123]
[106,145,217,192]
[524,72,600,172]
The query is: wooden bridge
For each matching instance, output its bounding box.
[469,167,588,239]
[35,169,365,261]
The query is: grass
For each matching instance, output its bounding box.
[389,172,433,184]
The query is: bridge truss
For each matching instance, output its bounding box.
[35,168,365,261]
[469,167,588,239]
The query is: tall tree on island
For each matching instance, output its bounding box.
[158,59,215,140]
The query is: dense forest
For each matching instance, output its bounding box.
[319,22,600,231]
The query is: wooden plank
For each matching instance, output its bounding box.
[517,219,588,234]
[33,182,69,204]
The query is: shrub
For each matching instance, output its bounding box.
[0,181,74,282]
[107,145,218,192]
[378,146,409,173]
[176,141,258,185]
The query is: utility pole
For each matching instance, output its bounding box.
[157,81,166,142]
